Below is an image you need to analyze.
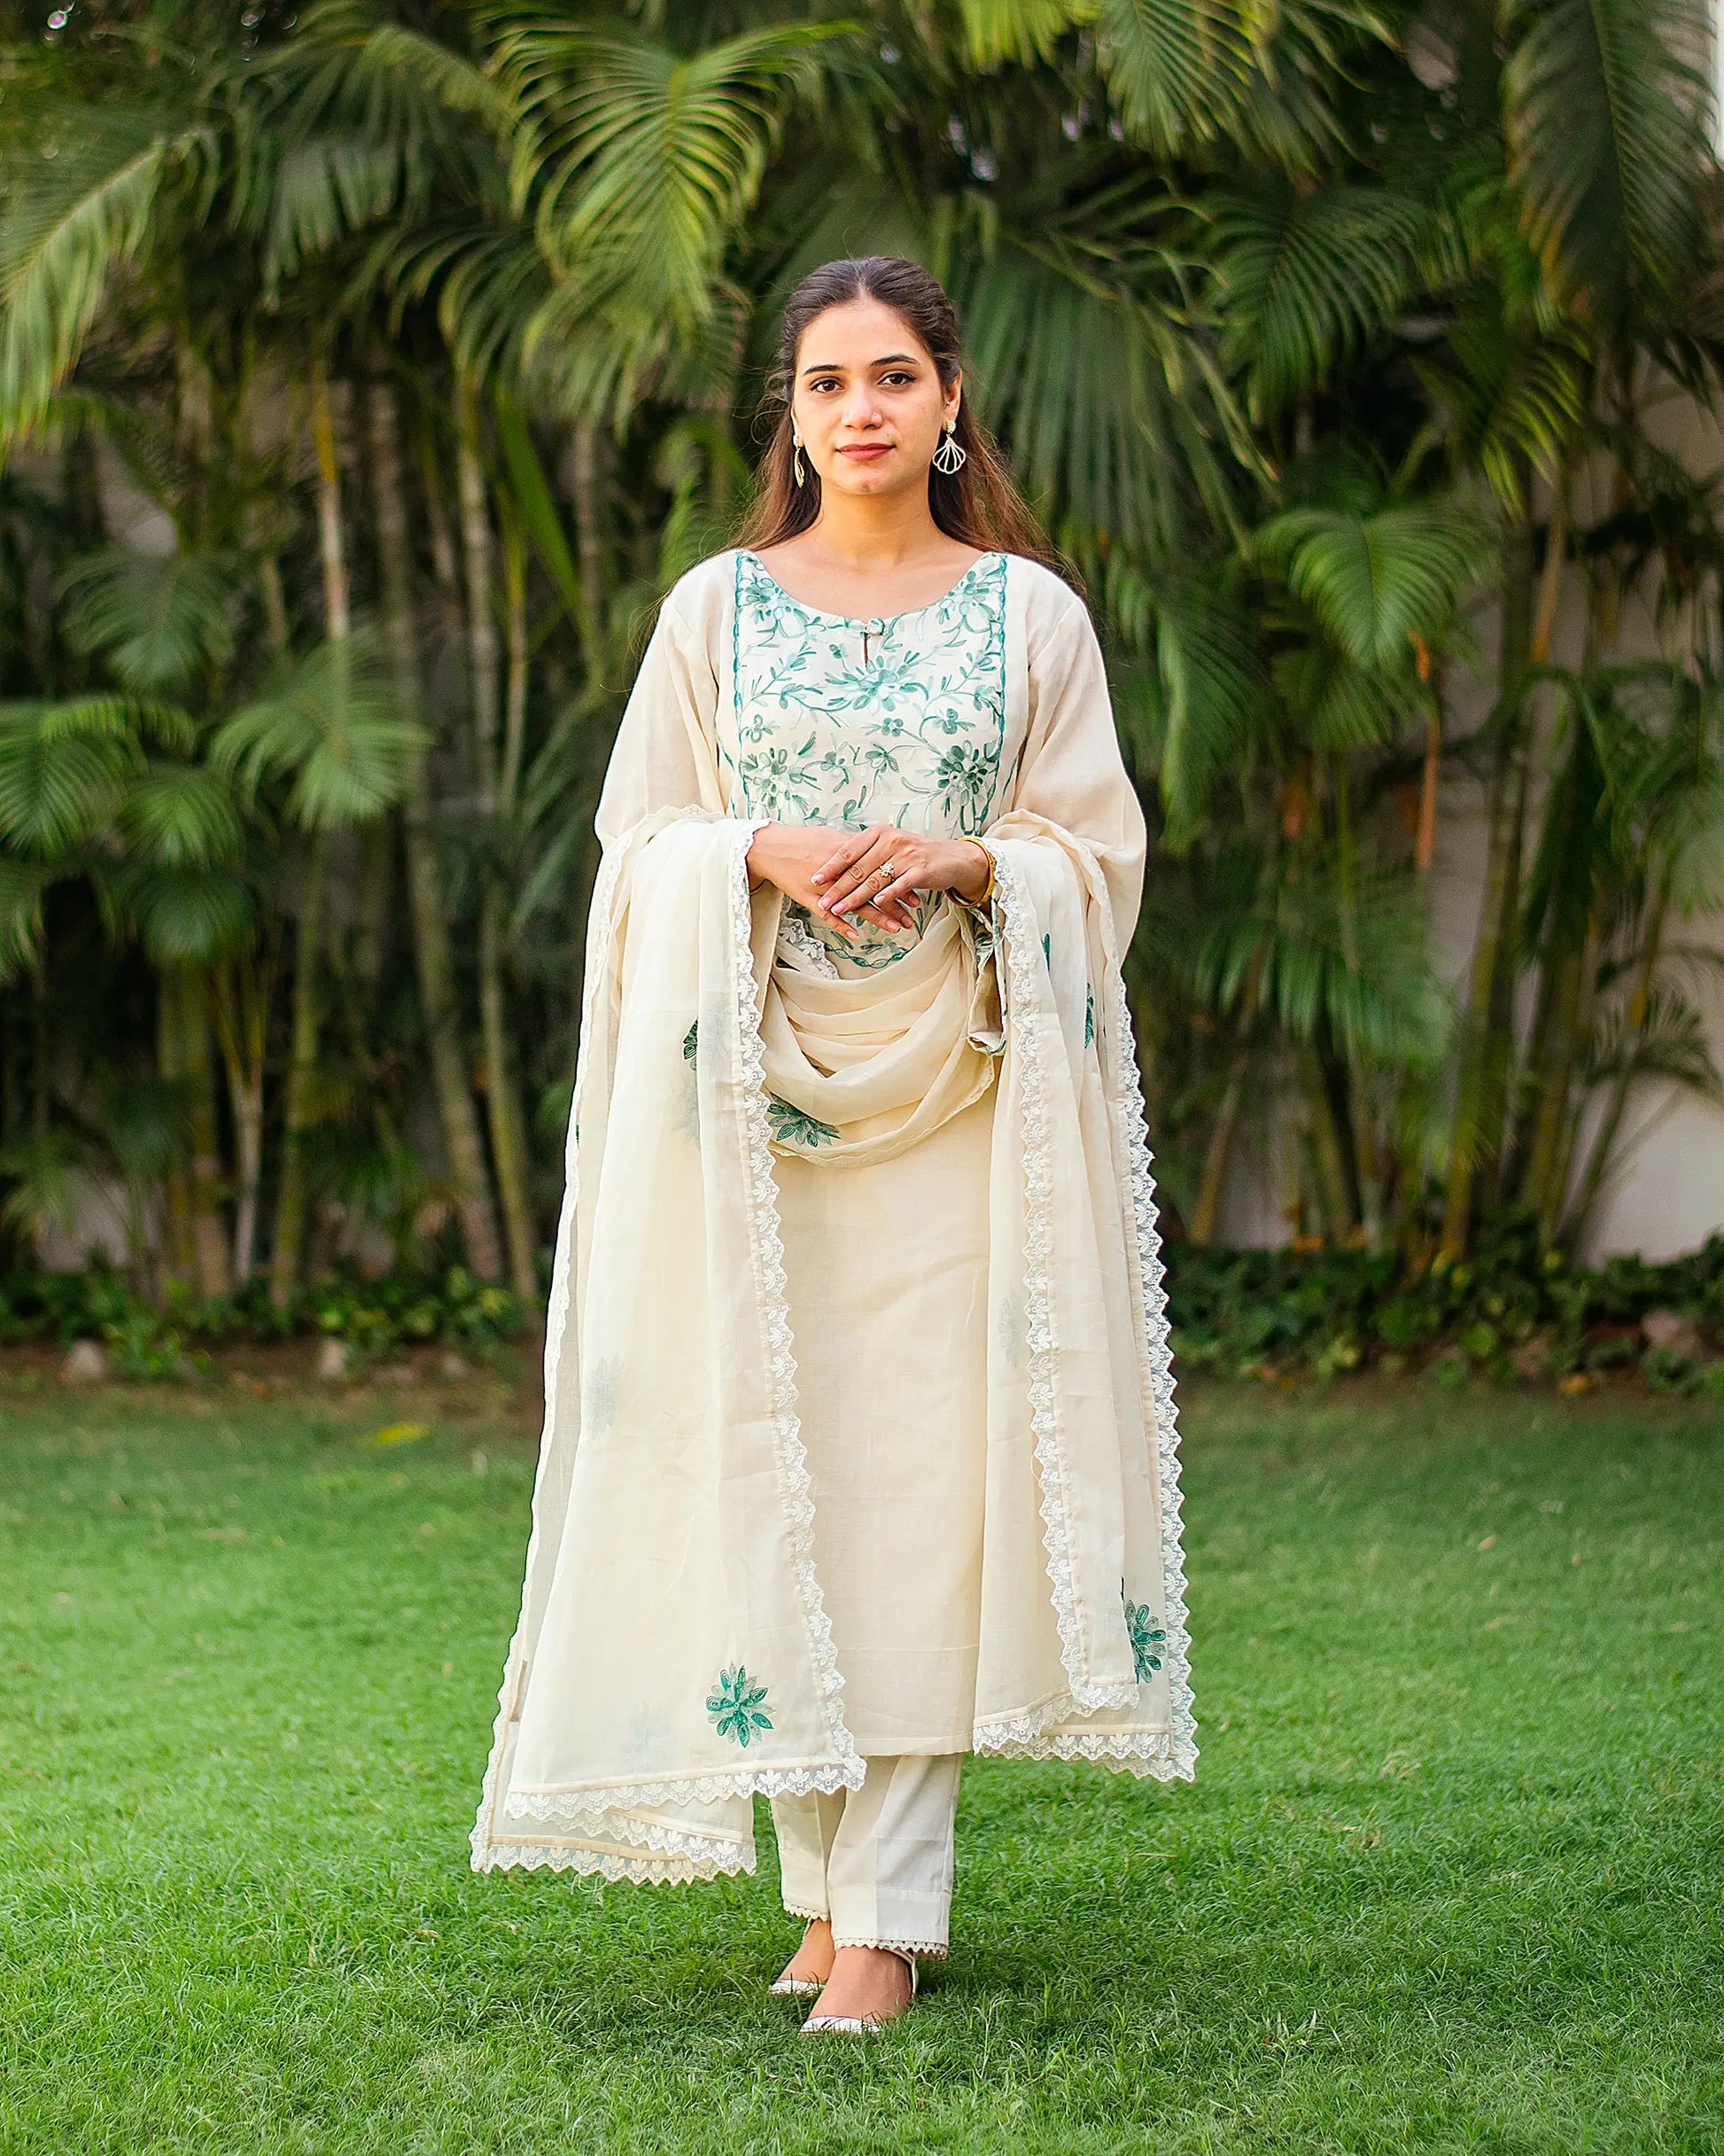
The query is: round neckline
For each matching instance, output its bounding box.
[737,547,1002,627]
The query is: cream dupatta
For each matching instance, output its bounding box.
[470,553,1195,1883]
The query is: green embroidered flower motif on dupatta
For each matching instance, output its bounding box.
[706,1663,773,1747]
[767,1095,841,1149]
[682,1020,699,1062]
[1123,1588,1167,1683]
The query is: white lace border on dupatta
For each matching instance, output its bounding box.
[471,821,864,1887]
[976,848,1197,1782]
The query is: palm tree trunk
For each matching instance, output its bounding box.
[367,375,505,1281]
[212,946,272,1283]
[271,344,346,1305]
[1189,1057,1246,1246]
[310,349,349,642]
[458,392,537,1301]
[181,963,230,1297]
[156,969,196,1291]
[1564,879,1667,1248]
[271,831,328,1308]
[563,419,606,665]
[1519,938,1584,1232]
[478,888,537,1301]
[1540,906,1602,1250]
[456,388,500,810]
[1439,488,1549,1257]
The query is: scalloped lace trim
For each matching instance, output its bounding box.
[830,1935,950,1958]
[978,1724,1187,1779]
[499,1755,862,1821]
[498,1797,744,1864]
[472,1836,748,1884]
[1105,965,1198,1780]
[728,821,866,1787]
[992,851,1136,1719]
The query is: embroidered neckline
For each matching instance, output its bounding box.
[734,547,1003,627]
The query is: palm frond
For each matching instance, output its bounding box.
[212,634,424,830]
[59,548,240,695]
[956,0,1085,68]
[0,854,53,983]
[0,102,212,442]
[0,699,144,853]
[1214,185,1429,419]
[497,18,847,336]
[1254,496,1493,673]
[1502,0,1712,321]
[115,763,245,870]
[98,860,257,964]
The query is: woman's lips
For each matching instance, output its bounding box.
[837,444,892,459]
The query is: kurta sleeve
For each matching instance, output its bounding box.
[593,581,729,845]
[988,576,1146,953]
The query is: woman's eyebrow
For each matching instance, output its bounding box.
[799,351,922,377]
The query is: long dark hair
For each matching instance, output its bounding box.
[732,256,1074,587]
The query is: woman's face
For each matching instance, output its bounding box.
[788,297,960,502]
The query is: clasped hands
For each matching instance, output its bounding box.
[745,821,992,941]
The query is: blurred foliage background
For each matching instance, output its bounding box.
[1,0,1722,1348]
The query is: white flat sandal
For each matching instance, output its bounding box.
[799,1947,919,2035]
[769,1920,833,1996]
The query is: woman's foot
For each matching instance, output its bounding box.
[802,1944,915,2030]
[771,1916,835,1993]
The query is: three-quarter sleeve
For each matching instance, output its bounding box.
[594,585,729,846]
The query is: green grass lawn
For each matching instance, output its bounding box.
[0,1375,1719,2154]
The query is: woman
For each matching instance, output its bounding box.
[471,256,1195,2034]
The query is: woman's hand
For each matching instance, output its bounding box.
[745,821,991,938]
[810,822,992,924]
[744,822,885,940]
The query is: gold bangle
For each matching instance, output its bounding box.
[969,839,995,905]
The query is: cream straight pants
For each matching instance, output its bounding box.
[769,1754,962,1957]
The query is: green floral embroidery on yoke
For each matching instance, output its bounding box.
[706,1663,773,1747]
[726,549,1009,972]
[767,1095,841,1149]
[1123,1588,1167,1683]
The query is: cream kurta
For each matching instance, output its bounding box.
[470,545,1195,1885]
[731,546,1006,1753]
